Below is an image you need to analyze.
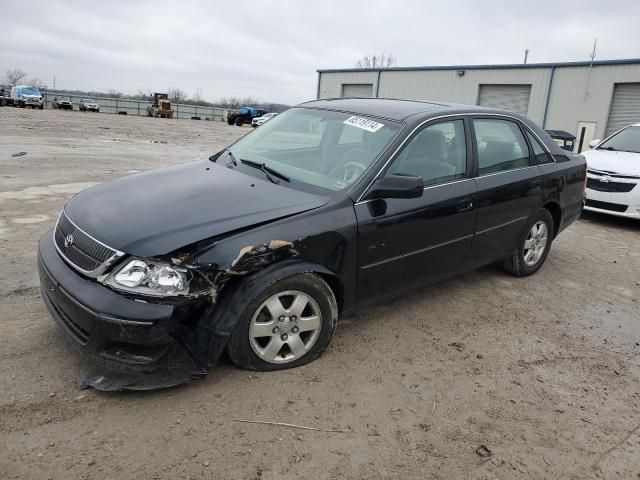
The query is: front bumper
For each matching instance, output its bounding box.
[585,186,640,219]
[23,97,43,106]
[38,231,208,388]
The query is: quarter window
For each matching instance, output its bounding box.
[473,119,530,174]
[387,120,467,186]
[525,130,553,164]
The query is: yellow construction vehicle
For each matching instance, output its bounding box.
[146,93,174,118]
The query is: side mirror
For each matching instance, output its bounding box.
[366,174,424,200]
[589,139,601,149]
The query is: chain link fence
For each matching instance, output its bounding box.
[42,92,226,121]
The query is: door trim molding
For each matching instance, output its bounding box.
[361,234,473,270]
[475,215,528,236]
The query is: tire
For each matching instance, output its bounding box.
[235,118,243,126]
[503,208,555,277]
[39,104,43,110]
[226,273,338,371]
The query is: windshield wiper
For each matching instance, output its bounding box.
[240,159,290,183]
[601,146,618,151]
[209,148,237,167]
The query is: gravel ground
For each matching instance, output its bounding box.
[1,108,639,480]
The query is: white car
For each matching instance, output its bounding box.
[582,123,640,219]
[251,112,278,127]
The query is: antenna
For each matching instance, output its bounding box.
[590,38,597,65]
[523,49,529,64]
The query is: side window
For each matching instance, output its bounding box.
[525,130,553,164]
[387,120,467,186]
[473,119,530,175]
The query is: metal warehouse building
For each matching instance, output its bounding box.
[316,58,640,153]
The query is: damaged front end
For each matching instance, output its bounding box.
[38,229,300,391]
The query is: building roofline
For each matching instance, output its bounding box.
[317,58,640,74]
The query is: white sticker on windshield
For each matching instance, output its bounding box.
[343,116,384,133]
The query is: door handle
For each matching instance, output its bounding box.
[456,200,475,212]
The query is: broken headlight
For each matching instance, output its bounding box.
[102,258,190,297]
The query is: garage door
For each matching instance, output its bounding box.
[341,83,373,98]
[605,83,640,137]
[478,84,531,116]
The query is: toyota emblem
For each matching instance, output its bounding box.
[64,234,74,248]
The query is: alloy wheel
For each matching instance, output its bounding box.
[523,221,548,266]
[249,290,322,364]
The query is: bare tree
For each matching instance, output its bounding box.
[5,68,27,85]
[355,54,396,68]
[191,88,203,103]
[28,78,48,89]
[136,88,153,100]
[168,87,187,103]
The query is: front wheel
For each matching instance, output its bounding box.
[503,209,554,276]
[226,273,338,371]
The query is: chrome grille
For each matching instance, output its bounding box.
[587,178,636,193]
[54,211,123,277]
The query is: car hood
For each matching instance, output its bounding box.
[65,160,330,257]
[582,149,640,176]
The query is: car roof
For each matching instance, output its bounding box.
[299,97,513,122]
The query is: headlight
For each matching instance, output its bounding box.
[102,258,190,297]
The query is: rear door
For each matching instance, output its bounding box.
[355,117,477,303]
[469,117,544,267]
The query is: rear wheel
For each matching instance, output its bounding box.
[226,273,338,371]
[503,208,554,276]
[235,118,243,126]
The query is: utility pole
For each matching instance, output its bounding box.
[53,75,56,91]
[585,38,598,100]
[523,49,529,64]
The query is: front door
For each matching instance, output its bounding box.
[355,118,478,304]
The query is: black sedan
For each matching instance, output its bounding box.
[38,98,586,390]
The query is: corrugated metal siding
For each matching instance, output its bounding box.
[318,63,640,138]
[376,68,550,123]
[605,83,640,136]
[477,84,531,115]
[544,64,640,139]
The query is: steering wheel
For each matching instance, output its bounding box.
[343,161,367,183]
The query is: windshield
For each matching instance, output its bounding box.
[21,87,41,96]
[225,108,401,191]
[82,99,93,103]
[598,126,640,154]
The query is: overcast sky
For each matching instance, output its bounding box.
[2,0,639,104]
